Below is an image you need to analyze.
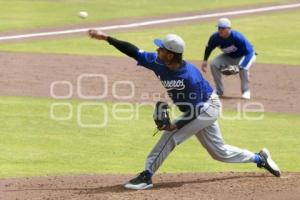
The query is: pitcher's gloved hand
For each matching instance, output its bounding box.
[159,124,177,132]
[153,101,174,131]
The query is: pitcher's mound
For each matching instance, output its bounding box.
[1,172,300,200]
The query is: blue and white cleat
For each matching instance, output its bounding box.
[257,148,281,177]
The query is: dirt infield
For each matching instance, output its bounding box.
[1,172,300,200]
[0,52,299,114]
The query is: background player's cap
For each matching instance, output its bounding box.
[154,34,185,54]
[217,18,231,28]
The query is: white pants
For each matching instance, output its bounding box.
[145,94,255,174]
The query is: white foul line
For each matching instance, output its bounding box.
[0,3,300,41]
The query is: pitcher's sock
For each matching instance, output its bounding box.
[254,153,262,165]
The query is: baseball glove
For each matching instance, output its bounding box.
[220,64,240,75]
[153,101,170,130]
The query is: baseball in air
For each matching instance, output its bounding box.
[79,11,88,19]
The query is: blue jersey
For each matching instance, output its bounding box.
[207,30,253,57]
[205,30,255,68]
[137,50,213,113]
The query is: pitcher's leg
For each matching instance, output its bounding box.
[194,122,281,177]
[145,131,177,174]
[195,121,255,163]
[146,112,217,174]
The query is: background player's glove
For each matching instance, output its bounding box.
[153,101,171,130]
[220,64,240,75]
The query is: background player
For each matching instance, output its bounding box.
[88,30,280,190]
[201,18,256,99]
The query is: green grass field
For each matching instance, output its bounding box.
[0,0,292,32]
[1,10,299,65]
[0,96,299,178]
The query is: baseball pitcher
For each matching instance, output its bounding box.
[88,30,280,190]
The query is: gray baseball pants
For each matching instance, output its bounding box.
[210,53,256,95]
[145,93,255,174]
